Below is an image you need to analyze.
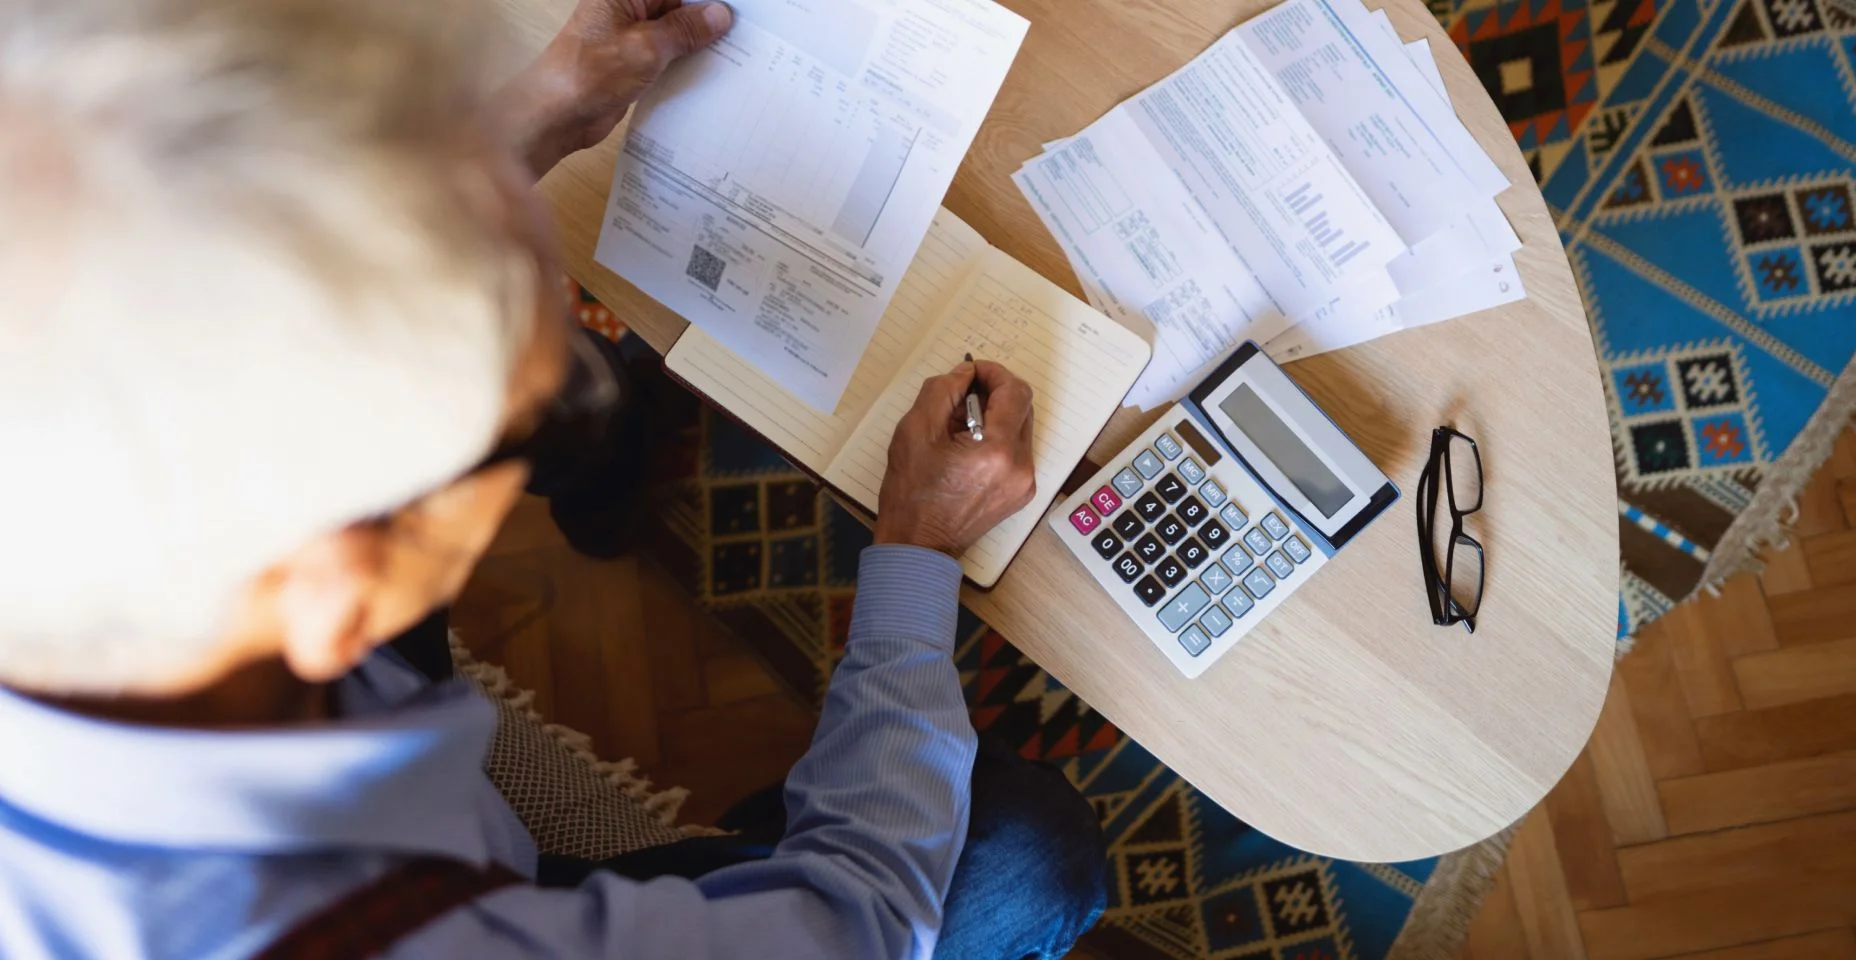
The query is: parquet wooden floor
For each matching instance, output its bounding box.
[1459,424,1856,960]
[452,425,1856,959]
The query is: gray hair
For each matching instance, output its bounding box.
[0,0,539,692]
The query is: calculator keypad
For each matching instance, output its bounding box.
[1058,419,1328,672]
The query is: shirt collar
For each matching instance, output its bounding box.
[0,654,497,862]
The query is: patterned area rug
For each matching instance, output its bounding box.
[1438,0,1856,635]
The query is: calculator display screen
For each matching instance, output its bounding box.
[1218,384,1351,518]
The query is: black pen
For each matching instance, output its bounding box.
[963,352,984,442]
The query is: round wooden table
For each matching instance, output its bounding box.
[500,0,1618,862]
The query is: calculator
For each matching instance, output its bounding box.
[1049,342,1399,678]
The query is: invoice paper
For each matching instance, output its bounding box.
[1236,0,1505,244]
[595,0,1027,412]
[1013,30,1403,408]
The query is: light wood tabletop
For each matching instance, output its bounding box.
[496,0,1619,861]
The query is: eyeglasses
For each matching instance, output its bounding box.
[1415,426,1483,633]
[474,325,623,474]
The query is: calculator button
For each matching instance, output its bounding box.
[1223,587,1255,618]
[1133,575,1167,607]
[1178,538,1208,568]
[1177,457,1206,485]
[1243,526,1273,557]
[1155,474,1188,503]
[1283,535,1312,564]
[1199,520,1229,550]
[1198,603,1234,637]
[1199,481,1227,508]
[1178,624,1211,657]
[1134,533,1166,563]
[1154,433,1183,460]
[1157,583,1211,631]
[1155,515,1189,545]
[1261,511,1291,540]
[1223,544,1252,572]
[1177,496,1207,526]
[1091,529,1123,560]
[1111,468,1145,499]
[1243,566,1275,599]
[1112,512,1145,539]
[1134,492,1167,523]
[1111,552,1144,584]
[1266,550,1295,579]
[1199,561,1234,595]
[1156,556,1188,587]
[1068,504,1102,535]
[1132,449,1164,479]
[1090,486,1123,516]
[1219,503,1248,530]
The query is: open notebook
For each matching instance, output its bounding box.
[665,209,1152,587]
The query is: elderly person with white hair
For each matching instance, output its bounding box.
[0,0,1108,956]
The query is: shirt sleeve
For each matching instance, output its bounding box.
[398,544,979,960]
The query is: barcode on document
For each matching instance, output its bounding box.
[686,244,726,292]
[1283,182,1368,270]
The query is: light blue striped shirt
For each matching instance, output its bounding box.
[0,545,977,959]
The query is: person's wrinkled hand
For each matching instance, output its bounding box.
[874,360,1037,558]
[499,0,733,178]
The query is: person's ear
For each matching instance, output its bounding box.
[272,528,384,683]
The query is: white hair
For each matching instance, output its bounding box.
[0,0,538,693]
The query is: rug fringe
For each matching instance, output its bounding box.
[1690,357,1856,600]
[447,633,692,827]
[1384,822,1519,960]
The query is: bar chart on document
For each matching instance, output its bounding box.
[595,0,1027,412]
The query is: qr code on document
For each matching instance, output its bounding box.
[686,244,726,292]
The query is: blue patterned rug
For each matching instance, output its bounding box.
[611,0,1856,955]
[1443,0,1856,636]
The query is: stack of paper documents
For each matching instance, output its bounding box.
[1014,0,1524,408]
[595,0,1029,412]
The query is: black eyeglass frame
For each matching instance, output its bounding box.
[1415,425,1484,633]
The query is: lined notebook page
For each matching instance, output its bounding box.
[826,248,1153,586]
[665,210,991,473]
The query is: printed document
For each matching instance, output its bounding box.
[595,0,1027,412]
[1014,28,1404,408]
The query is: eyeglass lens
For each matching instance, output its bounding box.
[1443,431,1482,515]
[1444,532,1484,621]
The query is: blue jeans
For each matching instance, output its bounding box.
[538,738,1110,960]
